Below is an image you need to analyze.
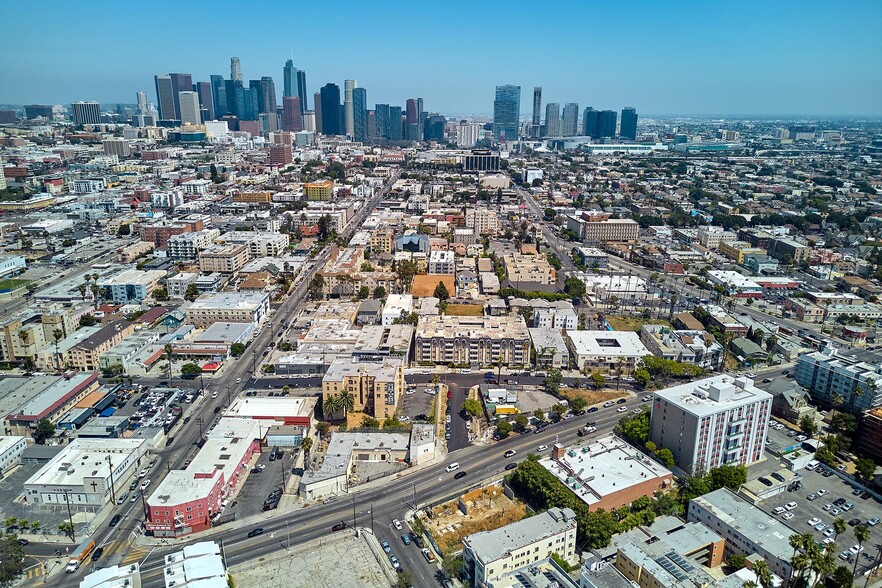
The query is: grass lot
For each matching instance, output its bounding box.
[557,387,627,405]
[0,278,30,291]
[426,486,526,554]
[605,316,671,332]
[445,303,484,316]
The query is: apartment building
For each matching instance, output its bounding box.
[117,241,154,263]
[565,212,639,242]
[198,244,249,275]
[640,325,723,370]
[719,241,767,264]
[534,305,578,330]
[370,227,396,255]
[139,217,205,250]
[462,507,578,587]
[233,191,273,204]
[768,237,811,264]
[0,305,75,363]
[305,180,334,200]
[565,330,650,374]
[427,250,455,275]
[503,252,557,286]
[649,375,771,475]
[697,225,736,250]
[465,208,499,235]
[98,269,166,303]
[321,356,405,419]
[217,231,290,257]
[167,229,221,259]
[66,320,137,371]
[795,347,882,415]
[186,292,270,328]
[415,315,531,367]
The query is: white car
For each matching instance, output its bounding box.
[139,479,151,491]
[211,392,218,399]
[445,462,460,473]
[817,488,828,496]
[405,389,415,395]
[392,519,402,531]
[784,502,797,511]
[850,544,864,555]
[808,517,822,526]
[782,513,795,520]
[138,468,149,478]
[616,406,628,413]
[537,445,549,452]
[773,506,786,515]
[641,395,653,402]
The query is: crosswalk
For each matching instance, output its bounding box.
[25,565,46,580]
[119,544,149,565]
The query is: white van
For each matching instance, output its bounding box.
[445,462,460,473]
[806,460,820,471]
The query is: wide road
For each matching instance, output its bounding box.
[125,393,647,588]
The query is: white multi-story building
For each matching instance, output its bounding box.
[181,179,212,196]
[98,269,166,303]
[565,330,650,374]
[151,190,184,209]
[167,229,221,259]
[178,91,201,125]
[465,208,499,236]
[217,231,290,258]
[187,292,270,328]
[534,306,577,330]
[462,507,578,587]
[650,375,772,475]
[382,294,414,326]
[0,436,26,475]
[456,122,481,147]
[70,178,106,194]
[427,250,455,275]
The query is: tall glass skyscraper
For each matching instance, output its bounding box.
[620,107,638,140]
[169,73,192,120]
[598,110,617,138]
[375,104,390,140]
[493,85,520,142]
[352,87,368,142]
[388,106,403,141]
[154,75,176,120]
[544,103,561,137]
[259,77,277,114]
[344,80,357,136]
[562,103,579,136]
[210,75,227,117]
[283,59,308,113]
[230,57,242,82]
[319,83,341,135]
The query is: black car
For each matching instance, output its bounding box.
[183,416,191,424]
[331,522,347,532]
[92,547,104,561]
[109,514,122,527]
[165,437,175,446]
[834,498,847,506]
[587,407,599,413]
[17,538,28,546]
[454,471,467,480]
[247,527,264,538]
[411,533,425,549]
[505,462,518,471]
[586,421,596,427]
[574,410,586,416]
[616,398,627,404]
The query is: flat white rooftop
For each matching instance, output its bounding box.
[227,397,313,419]
[566,330,650,357]
[25,438,145,487]
[653,374,772,417]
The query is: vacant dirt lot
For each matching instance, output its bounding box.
[557,387,628,406]
[411,274,455,297]
[605,316,671,332]
[424,485,526,554]
[445,304,483,316]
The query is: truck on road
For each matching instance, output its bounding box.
[65,537,96,573]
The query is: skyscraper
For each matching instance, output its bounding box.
[582,107,597,137]
[319,84,340,135]
[388,106,403,141]
[225,80,245,119]
[375,104,390,140]
[211,75,227,117]
[136,91,147,114]
[196,82,215,121]
[562,103,579,136]
[169,73,193,120]
[493,85,520,142]
[544,103,561,137]
[283,60,296,97]
[405,99,419,141]
[598,110,617,138]
[424,115,446,142]
[296,70,308,113]
[231,57,243,82]
[344,80,357,136]
[282,96,303,132]
[154,75,176,120]
[531,87,542,137]
[71,101,100,125]
[352,87,368,143]
[259,77,277,114]
[178,91,201,125]
[620,107,638,141]
[313,91,323,133]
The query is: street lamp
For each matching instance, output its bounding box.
[61,489,75,543]
[106,455,116,505]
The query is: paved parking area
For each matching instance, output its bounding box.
[226,449,296,520]
[401,388,433,420]
[758,461,881,571]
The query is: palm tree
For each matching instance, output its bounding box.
[77,282,88,301]
[752,559,773,588]
[833,518,847,543]
[338,390,356,419]
[52,329,64,371]
[323,393,342,420]
[849,385,865,413]
[163,343,174,385]
[300,436,313,464]
[853,525,870,579]
[830,393,845,420]
[813,544,836,588]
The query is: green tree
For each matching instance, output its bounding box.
[551,403,568,419]
[462,398,483,418]
[615,410,650,445]
[496,420,513,438]
[707,464,747,490]
[832,565,853,588]
[656,448,675,468]
[515,414,529,431]
[855,457,877,482]
[852,525,870,579]
[833,518,847,543]
[153,287,169,301]
[4,518,15,529]
[533,408,545,423]
[753,559,773,588]
[308,274,325,300]
[373,286,386,299]
[564,276,586,299]
[78,314,98,327]
[590,372,606,389]
[357,286,370,300]
[569,397,586,412]
[299,436,313,460]
[543,369,563,394]
[726,553,746,570]
[58,521,74,539]
[0,533,25,585]
[230,343,245,357]
[633,368,651,388]
[442,554,464,579]
[184,283,200,302]
[33,419,55,444]
[395,569,413,588]
[799,415,818,437]
[433,281,450,301]
[180,363,202,377]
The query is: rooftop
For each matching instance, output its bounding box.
[302,431,410,483]
[24,438,146,488]
[8,372,98,421]
[566,330,651,357]
[653,375,772,417]
[189,291,268,310]
[464,507,577,564]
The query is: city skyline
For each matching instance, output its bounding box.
[1,0,881,116]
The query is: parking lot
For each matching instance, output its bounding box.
[400,386,433,421]
[754,458,881,572]
[225,447,295,520]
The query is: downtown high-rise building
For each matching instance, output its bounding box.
[375,104,390,140]
[258,77,277,114]
[352,87,368,142]
[230,57,243,82]
[169,73,193,120]
[225,79,246,120]
[211,75,227,117]
[154,75,176,120]
[388,105,403,141]
[531,87,542,137]
[492,84,520,142]
[178,91,201,125]
[620,107,638,140]
[282,96,303,132]
[405,98,418,140]
[344,80,357,136]
[72,101,100,125]
[598,109,617,138]
[544,102,561,137]
[283,59,308,113]
[196,81,215,121]
[136,91,147,114]
[562,103,579,136]
[424,115,446,142]
[313,91,323,133]
[319,83,341,135]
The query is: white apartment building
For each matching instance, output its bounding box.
[565,330,650,374]
[151,190,184,209]
[218,231,290,258]
[167,229,221,259]
[181,179,212,196]
[697,225,736,250]
[187,292,270,328]
[534,306,577,330]
[382,294,414,326]
[650,375,771,475]
[0,436,26,475]
[462,507,578,587]
[427,250,455,275]
[465,208,499,235]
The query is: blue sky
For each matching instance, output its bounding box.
[2,0,881,116]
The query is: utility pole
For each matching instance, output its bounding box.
[195,417,204,440]
[140,489,149,520]
[370,503,374,535]
[106,455,116,505]
[62,489,75,542]
[412,482,417,509]
[279,450,287,493]
[352,495,357,532]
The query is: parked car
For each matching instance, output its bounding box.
[109,515,121,527]
[381,540,391,554]
[392,519,402,531]
[401,533,411,545]
[422,547,436,563]
[331,522,347,532]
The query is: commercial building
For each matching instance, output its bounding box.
[795,347,882,415]
[719,241,767,264]
[98,270,166,303]
[139,218,206,250]
[67,320,137,371]
[529,328,569,369]
[855,407,882,462]
[0,305,76,363]
[146,418,261,537]
[649,375,771,475]
[23,438,148,510]
[462,506,577,587]
[217,231,290,258]
[198,244,249,275]
[639,325,723,370]
[415,315,531,367]
[465,208,499,235]
[565,213,639,242]
[5,372,101,435]
[80,563,142,588]
[503,252,557,286]
[541,437,673,512]
[186,292,269,328]
[768,237,811,264]
[565,330,649,374]
[688,488,796,583]
[321,356,405,419]
[382,294,414,326]
[72,101,101,125]
[162,542,227,586]
[0,436,26,475]
[492,85,520,142]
